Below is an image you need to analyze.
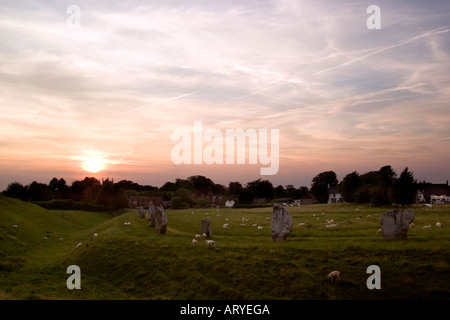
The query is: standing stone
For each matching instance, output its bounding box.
[148,204,156,228]
[379,208,415,240]
[138,207,145,219]
[271,203,293,242]
[155,206,168,234]
[201,218,212,238]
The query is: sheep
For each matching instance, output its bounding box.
[202,233,207,238]
[423,225,431,229]
[223,223,229,230]
[124,222,131,226]
[94,233,98,238]
[252,223,257,227]
[12,224,18,228]
[436,222,442,228]
[327,270,340,282]
[59,237,64,241]
[326,223,338,228]
[77,242,82,248]
[195,234,201,240]
[205,240,215,248]
[43,236,48,240]
[257,226,263,230]
[377,228,382,233]
[298,223,306,226]
[192,239,198,246]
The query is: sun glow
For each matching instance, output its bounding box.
[80,155,109,173]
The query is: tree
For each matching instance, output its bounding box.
[274,185,286,199]
[188,175,214,190]
[389,167,418,205]
[238,188,256,204]
[3,182,27,200]
[172,188,194,208]
[27,181,53,201]
[310,171,338,203]
[228,182,243,196]
[340,172,361,203]
[246,179,274,199]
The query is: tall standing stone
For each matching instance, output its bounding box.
[155,206,168,234]
[148,204,156,228]
[271,203,293,242]
[138,207,145,219]
[201,218,212,238]
[379,208,415,240]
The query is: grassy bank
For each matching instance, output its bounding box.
[1,196,449,300]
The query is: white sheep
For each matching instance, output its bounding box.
[12,224,18,228]
[77,242,82,248]
[436,222,442,228]
[124,222,131,226]
[195,234,201,240]
[327,270,340,282]
[192,239,198,246]
[59,237,64,241]
[202,233,207,238]
[377,228,382,233]
[43,236,48,240]
[252,223,257,227]
[94,233,98,238]
[326,223,338,228]
[423,225,431,229]
[205,240,215,248]
[257,226,263,230]
[223,223,229,230]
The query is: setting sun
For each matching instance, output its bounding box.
[82,157,107,173]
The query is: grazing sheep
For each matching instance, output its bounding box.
[202,233,207,238]
[223,223,229,230]
[77,242,82,248]
[124,222,131,226]
[423,225,431,229]
[192,239,198,246]
[205,240,215,248]
[195,234,201,240]
[326,223,338,228]
[94,233,98,238]
[257,226,263,230]
[377,228,382,233]
[252,223,257,227]
[436,222,442,228]
[327,270,340,282]
[298,223,306,226]
[59,238,64,241]
[43,236,48,240]
[12,225,18,228]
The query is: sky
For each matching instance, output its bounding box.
[1,0,450,191]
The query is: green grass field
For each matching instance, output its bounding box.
[1,195,449,300]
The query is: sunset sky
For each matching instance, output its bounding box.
[1,0,450,191]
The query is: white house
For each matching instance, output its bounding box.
[327,185,343,204]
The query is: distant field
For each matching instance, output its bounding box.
[1,195,449,300]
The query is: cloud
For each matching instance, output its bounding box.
[0,0,449,189]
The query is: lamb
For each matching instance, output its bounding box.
[195,234,201,240]
[205,240,215,248]
[327,270,340,282]
[202,233,207,238]
[436,222,442,228]
[192,239,198,246]
[223,223,229,230]
[77,242,82,248]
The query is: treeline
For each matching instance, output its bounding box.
[1,165,421,211]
